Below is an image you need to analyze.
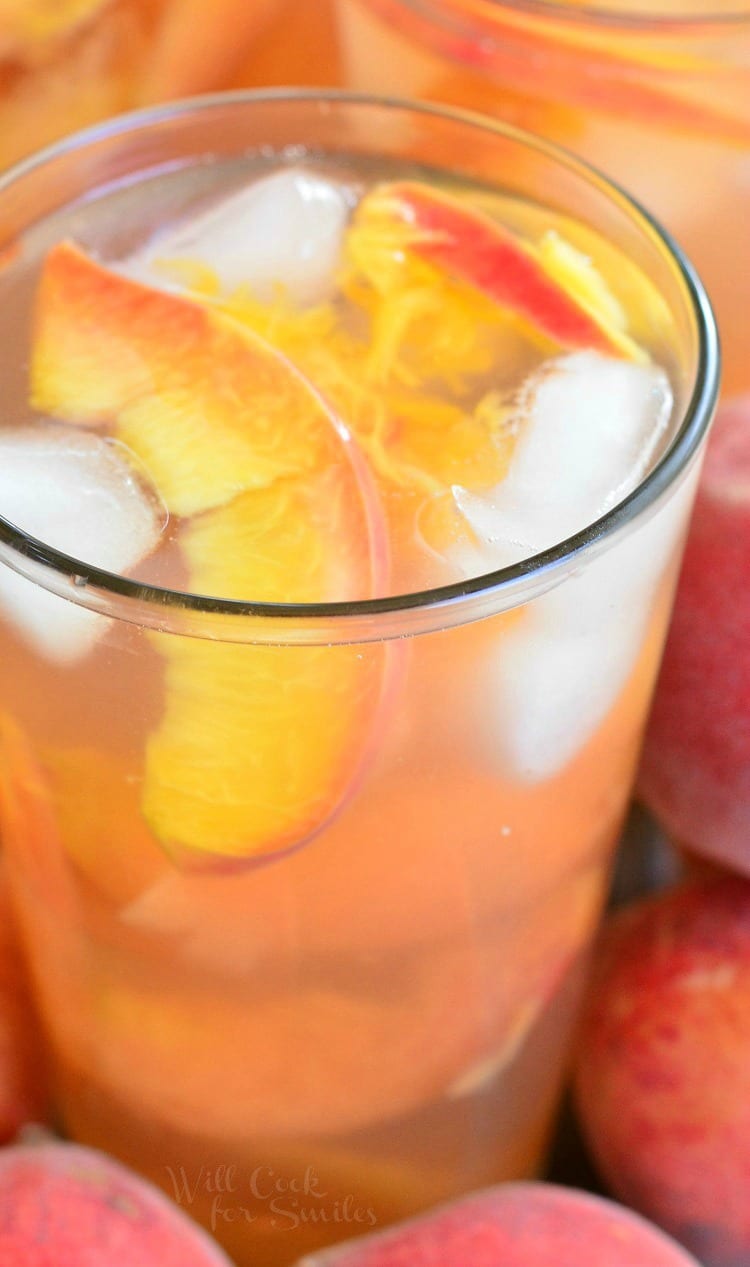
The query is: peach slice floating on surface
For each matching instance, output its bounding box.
[144,475,390,861]
[31,242,390,862]
[31,241,373,519]
[353,181,643,360]
[66,893,590,1141]
[146,628,389,863]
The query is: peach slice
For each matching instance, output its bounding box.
[31,242,390,862]
[145,619,389,863]
[31,241,372,519]
[353,182,641,359]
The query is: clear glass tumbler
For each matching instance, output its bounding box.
[0,92,718,1267]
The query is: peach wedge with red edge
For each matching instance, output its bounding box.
[31,240,374,519]
[0,1140,233,1266]
[295,1183,702,1267]
[30,241,391,862]
[353,181,644,360]
[144,478,391,862]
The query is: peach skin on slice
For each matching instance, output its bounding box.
[31,241,369,517]
[353,182,642,360]
[144,526,389,861]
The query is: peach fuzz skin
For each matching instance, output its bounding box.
[0,1140,233,1265]
[574,875,750,1267]
[297,1182,702,1266]
[639,396,750,872]
[0,865,48,1143]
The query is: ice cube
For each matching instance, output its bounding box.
[455,351,673,565]
[483,507,674,781]
[0,424,164,664]
[450,352,691,780]
[126,167,352,307]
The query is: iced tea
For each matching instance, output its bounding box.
[0,94,717,1266]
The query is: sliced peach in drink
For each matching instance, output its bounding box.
[30,242,390,862]
[31,241,372,518]
[65,871,598,1141]
[352,182,642,359]
[143,474,390,862]
[145,589,388,861]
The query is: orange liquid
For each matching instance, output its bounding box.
[0,155,700,1265]
[337,0,750,398]
[0,585,678,1265]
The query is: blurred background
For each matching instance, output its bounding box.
[0,0,341,170]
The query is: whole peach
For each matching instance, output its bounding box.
[0,1140,234,1265]
[297,1182,701,1266]
[639,396,750,872]
[574,875,750,1266]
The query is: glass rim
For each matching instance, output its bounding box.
[393,0,750,31]
[0,88,720,643]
